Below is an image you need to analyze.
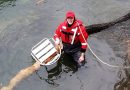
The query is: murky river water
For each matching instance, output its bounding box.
[0,0,128,90]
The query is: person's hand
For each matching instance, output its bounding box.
[55,44,60,53]
[55,43,63,53]
[79,53,85,63]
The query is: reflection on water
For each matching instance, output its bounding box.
[0,0,16,10]
[34,53,79,86]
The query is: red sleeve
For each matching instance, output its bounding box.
[53,23,62,44]
[79,25,88,52]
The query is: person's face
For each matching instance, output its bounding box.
[67,17,74,25]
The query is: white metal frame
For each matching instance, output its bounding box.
[31,38,61,66]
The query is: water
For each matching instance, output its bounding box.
[0,0,16,10]
[0,0,129,90]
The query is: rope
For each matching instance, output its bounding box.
[77,22,130,69]
[87,42,130,69]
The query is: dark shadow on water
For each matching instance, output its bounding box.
[0,0,16,10]
[34,53,79,86]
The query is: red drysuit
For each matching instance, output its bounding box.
[54,19,88,52]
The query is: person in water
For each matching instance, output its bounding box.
[54,11,88,67]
